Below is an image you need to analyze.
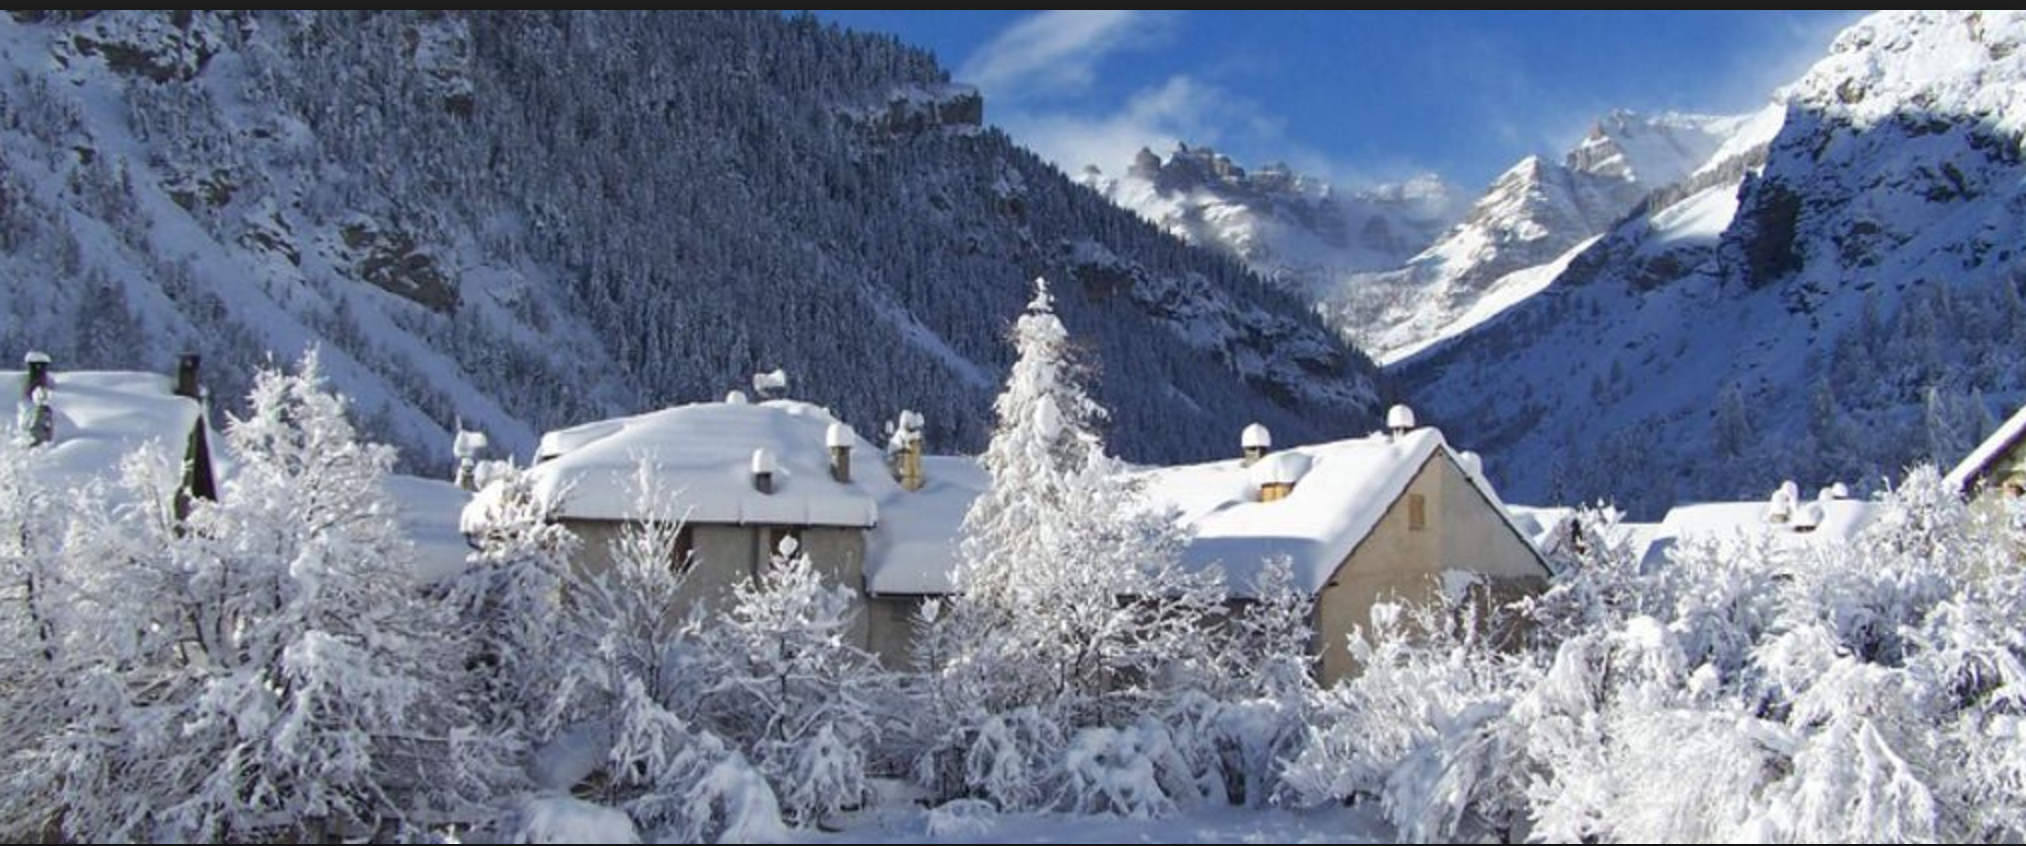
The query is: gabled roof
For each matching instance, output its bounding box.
[5,369,209,495]
[863,427,1548,598]
[1946,402,2026,495]
[513,399,890,528]
[1133,428,1548,596]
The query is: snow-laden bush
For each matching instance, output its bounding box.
[1292,465,2026,844]
[690,536,888,826]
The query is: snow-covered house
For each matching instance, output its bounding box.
[1125,414,1552,683]
[858,409,1553,684]
[485,396,899,648]
[6,353,218,512]
[1637,482,1879,572]
[1947,401,2026,515]
[484,396,1551,682]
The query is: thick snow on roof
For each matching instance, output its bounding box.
[864,456,989,595]
[5,369,206,493]
[1136,428,1447,595]
[1638,496,1883,571]
[383,475,475,585]
[864,428,1545,598]
[1946,402,2026,494]
[521,399,890,527]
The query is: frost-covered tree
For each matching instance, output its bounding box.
[10,352,513,842]
[451,465,579,736]
[691,536,888,826]
[946,278,1215,728]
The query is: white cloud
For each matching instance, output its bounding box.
[962,10,1430,188]
[958,10,1176,99]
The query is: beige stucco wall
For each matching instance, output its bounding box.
[559,519,871,649]
[1311,453,1549,684]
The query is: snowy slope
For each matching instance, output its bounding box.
[1398,9,2026,517]
[0,11,1380,473]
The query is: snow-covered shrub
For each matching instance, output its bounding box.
[1283,596,1535,842]
[961,707,1065,812]
[691,536,887,826]
[1060,724,1181,818]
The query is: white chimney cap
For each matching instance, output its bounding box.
[826,422,855,449]
[1241,422,1272,450]
[752,369,789,394]
[23,351,51,365]
[1822,482,1851,500]
[751,448,778,475]
[452,429,490,459]
[725,390,750,405]
[1387,404,1417,432]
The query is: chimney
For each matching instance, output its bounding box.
[22,352,52,446]
[1240,423,1271,467]
[1251,452,1300,503]
[891,410,926,492]
[826,422,853,484]
[1386,404,1417,440]
[751,448,777,495]
[452,427,490,492]
[174,353,202,400]
[752,369,788,400]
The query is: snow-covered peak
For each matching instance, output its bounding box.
[1083,144,1466,298]
[1781,10,2026,134]
[1567,110,1751,186]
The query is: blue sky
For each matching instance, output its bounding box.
[814,10,1866,191]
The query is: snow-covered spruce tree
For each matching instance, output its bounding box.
[451,464,580,737]
[34,352,514,842]
[692,536,888,826]
[935,278,1221,810]
[539,460,784,842]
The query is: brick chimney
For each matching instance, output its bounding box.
[891,410,926,492]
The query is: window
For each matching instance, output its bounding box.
[1407,494,1427,531]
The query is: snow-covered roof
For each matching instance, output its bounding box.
[1638,494,1883,571]
[1134,427,1544,596]
[383,475,475,584]
[864,456,989,595]
[864,428,1547,598]
[517,399,890,527]
[1945,402,2026,494]
[5,369,209,493]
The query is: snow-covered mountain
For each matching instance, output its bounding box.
[1082,114,1746,362]
[1333,110,1750,361]
[1398,9,2026,516]
[1080,145,1464,302]
[0,11,1381,471]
